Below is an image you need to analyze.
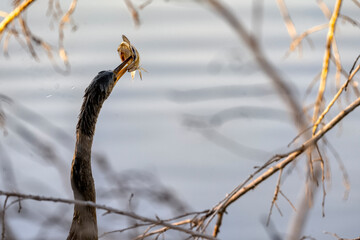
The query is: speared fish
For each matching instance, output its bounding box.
[117,35,146,80]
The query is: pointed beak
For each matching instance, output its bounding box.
[113,56,132,82]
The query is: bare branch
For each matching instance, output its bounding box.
[0,190,217,240]
[209,94,360,236]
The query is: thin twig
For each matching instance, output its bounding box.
[279,190,296,211]
[323,138,350,200]
[331,38,342,94]
[314,144,326,217]
[266,169,283,226]
[1,196,9,240]
[288,24,328,53]
[325,231,360,240]
[313,64,360,133]
[134,219,192,240]
[99,222,151,238]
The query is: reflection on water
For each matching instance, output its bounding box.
[1,0,360,239]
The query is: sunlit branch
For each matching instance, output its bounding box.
[0,0,36,34]
[312,0,343,134]
[313,64,360,133]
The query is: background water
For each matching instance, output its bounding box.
[1,0,360,239]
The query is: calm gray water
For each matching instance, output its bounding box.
[1,0,360,239]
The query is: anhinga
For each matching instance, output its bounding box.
[67,36,142,240]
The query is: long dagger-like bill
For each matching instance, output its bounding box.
[113,56,132,82]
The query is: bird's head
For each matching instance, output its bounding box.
[77,37,142,136]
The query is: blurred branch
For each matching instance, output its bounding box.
[95,158,189,215]
[251,0,264,39]
[0,143,18,191]
[124,0,140,26]
[317,0,332,19]
[139,0,153,10]
[19,16,39,60]
[340,14,360,27]
[352,0,360,8]
[183,117,269,160]
[58,0,77,72]
[123,0,153,26]
[288,23,328,53]
[182,105,290,161]
[322,138,350,200]
[203,0,308,134]
[276,0,297,40]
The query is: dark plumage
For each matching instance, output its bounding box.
[68,57,131,240]
[77,71,116,137]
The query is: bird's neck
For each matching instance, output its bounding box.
[74,130,94,166]
[71,86,107,201]
[68,71,115,240]
[68,98,106,240]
